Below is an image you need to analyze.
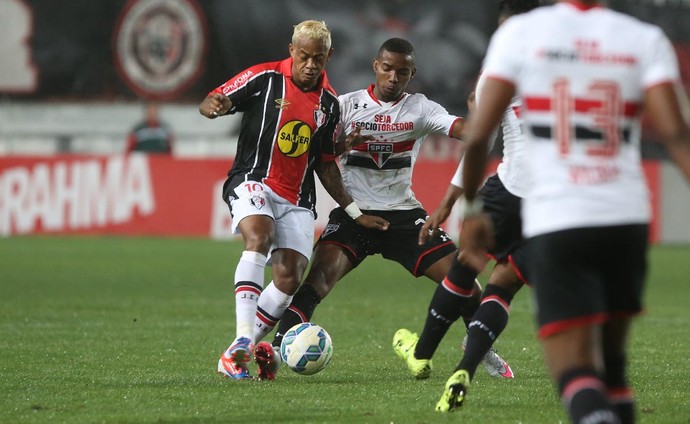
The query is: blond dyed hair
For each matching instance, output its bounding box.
[292,20,331,49]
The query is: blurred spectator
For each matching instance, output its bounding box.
[126,102,173,154]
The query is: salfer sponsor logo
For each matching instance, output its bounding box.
[278,120,311,158]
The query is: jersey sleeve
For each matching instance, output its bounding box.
[421,97,461,136]
[450,160,464,188]
[336,94,354,136]
[210,64,272,114]
[641,27,680,89]
[317,96,341,163]
[481,18,524,85]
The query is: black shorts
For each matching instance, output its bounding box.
[529,224,648,339]
[479,175,528,282]
[317,207,457,277]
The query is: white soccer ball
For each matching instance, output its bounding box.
[280,322,333,375]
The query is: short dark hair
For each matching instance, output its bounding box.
[499,0,541,16]
[378,38,416,62]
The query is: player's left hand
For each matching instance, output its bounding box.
[457,214,494,272]
[355,214,389,231]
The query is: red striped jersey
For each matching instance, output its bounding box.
[338,85,462,210]
[481,1,680,237]
[213,58,340,213]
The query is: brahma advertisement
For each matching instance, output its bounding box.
[0,155,232,238]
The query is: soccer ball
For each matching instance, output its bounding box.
[280,322,333,375]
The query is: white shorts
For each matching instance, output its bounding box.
[228,181,315,260]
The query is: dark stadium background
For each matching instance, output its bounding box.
[5,0,690,117]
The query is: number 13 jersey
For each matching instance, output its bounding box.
[482,2,680,237]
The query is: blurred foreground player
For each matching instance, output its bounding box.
[453,1,690,422]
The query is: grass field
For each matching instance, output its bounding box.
[1,236,689,423]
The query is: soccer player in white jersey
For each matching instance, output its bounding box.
[394,0,540,410]
[455,1,690,422]
[255,38,510,379]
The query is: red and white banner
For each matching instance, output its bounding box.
[0,154,663,243]
[0,155,230,237]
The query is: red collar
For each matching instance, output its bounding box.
[563,0,602,11]
[366,84,382,105]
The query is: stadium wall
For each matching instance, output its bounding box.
[1,155,686,244]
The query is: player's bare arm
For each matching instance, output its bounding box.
[420,89,473,244]
[315,160,389,231]
[418,183,464,245]
[334,124,374,156]
[644,82,690,181]
[199,93,232,119]
[459,77,514,271]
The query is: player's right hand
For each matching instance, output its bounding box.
[355,214,389,231]
[418,208,451,245]
[200,93,232,118]
[345,125,374,151]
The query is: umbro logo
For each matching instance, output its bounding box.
[275,98,290,109]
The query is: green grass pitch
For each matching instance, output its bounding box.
[1,237,688,423]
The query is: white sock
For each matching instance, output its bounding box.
[253,281,293,343]
[234,251,266,340]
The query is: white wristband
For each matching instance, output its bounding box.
[344,202,363,220]
[460,197,484,218]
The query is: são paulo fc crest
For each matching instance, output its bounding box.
[368,142,394,168]
[321,224,339,238]
[114,0,207,99]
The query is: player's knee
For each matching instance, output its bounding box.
[242,233,273,253]
[487,264,523,295]
[303,259,346,299]
[273,275,303,295]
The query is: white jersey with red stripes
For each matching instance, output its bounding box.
[338,85,462,210]
[482,1,680,237]
[451,72,527,198]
